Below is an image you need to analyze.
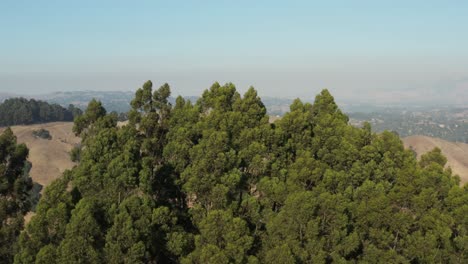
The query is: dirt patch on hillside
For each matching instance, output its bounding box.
[403,135,468,184]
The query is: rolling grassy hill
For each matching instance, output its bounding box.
[0,122,80,188]
[403,135,468,184]
[0,122,80,223]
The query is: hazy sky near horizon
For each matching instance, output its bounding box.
[1,1,468,104]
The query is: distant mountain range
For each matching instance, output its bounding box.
[38,91,136,114]
[1,90,299,115]
[1,90,452,115]
[0,92,18,102]
[1,91,137,114]
[2,90,468,143]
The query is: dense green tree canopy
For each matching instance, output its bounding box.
[0,128,34,263]
[13,81,467,263]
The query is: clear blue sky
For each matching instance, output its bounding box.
[1,0,468,104]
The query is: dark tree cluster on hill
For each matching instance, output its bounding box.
[0,98,82,126]
[13,81,468,263]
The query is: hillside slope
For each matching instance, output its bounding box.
[403,135,468,184]
[0,122,79,187]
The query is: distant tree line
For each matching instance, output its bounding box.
[0,98,82,126]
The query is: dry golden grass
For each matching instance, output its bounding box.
[0,122,80,224]
[2,121,125,223]
[0,122,80,188]
[403,135,468,184]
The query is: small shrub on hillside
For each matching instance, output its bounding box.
[32,129,52,140]
[70,145,81,162]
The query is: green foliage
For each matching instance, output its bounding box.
[69,145,81,162]
[0,98,81,126]
[182,210,254,264]
[72,99,107,137]
[14,81,468,263]
[56,198,103,263]
[32,129,52,140]
[419,147,448,168]
[0,128,34,263]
